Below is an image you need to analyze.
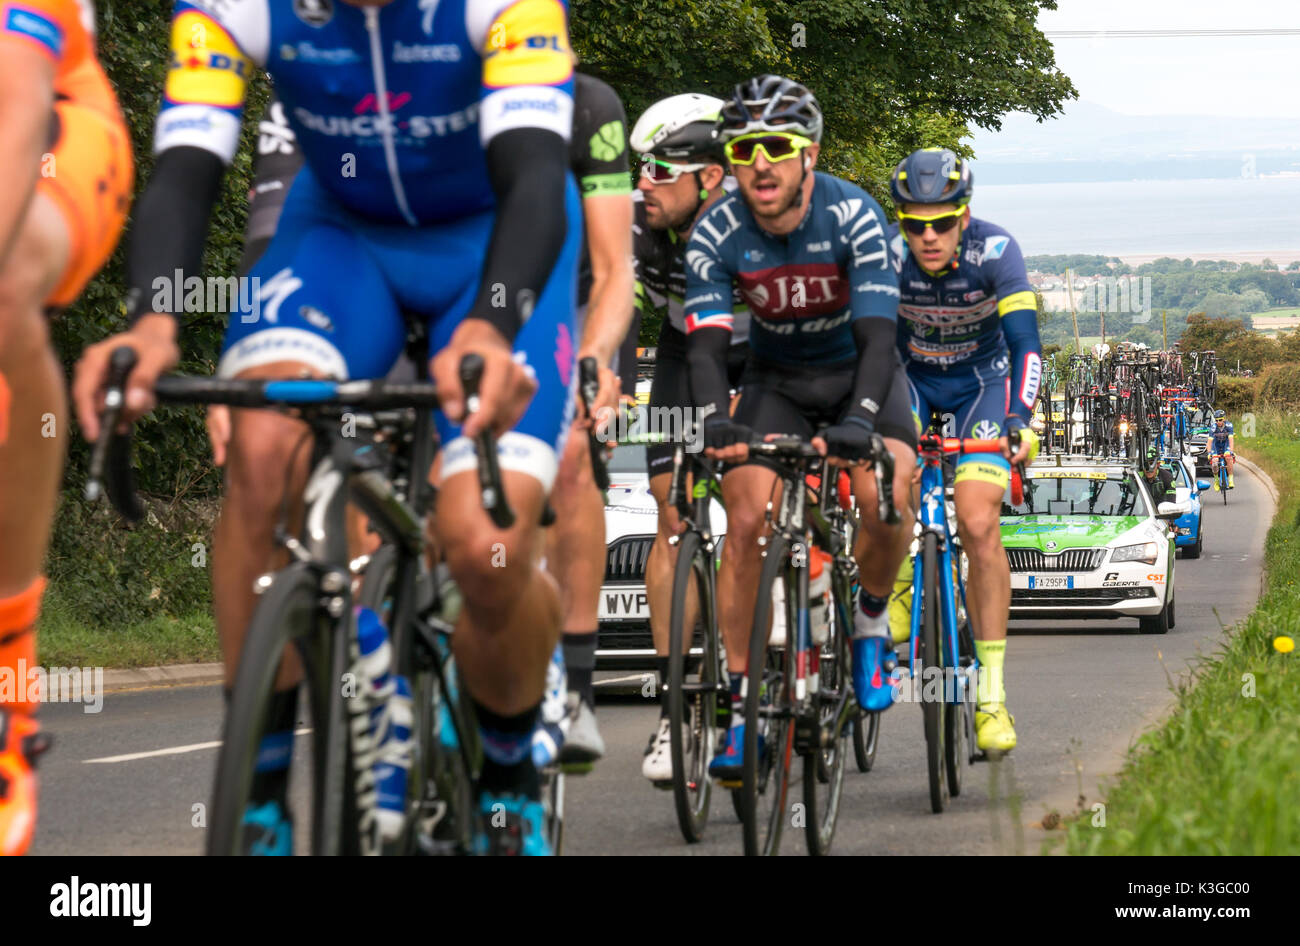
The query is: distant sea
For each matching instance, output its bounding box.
[974,176,1300,262]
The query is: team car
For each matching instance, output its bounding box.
[1001,455,1188,634]
[1163,453,1211,558]
[1186,406,1215,475]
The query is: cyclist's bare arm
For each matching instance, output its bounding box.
[577,192,634,423]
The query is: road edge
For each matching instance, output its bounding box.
[1028,458,1279,853]
[102,662,224,692]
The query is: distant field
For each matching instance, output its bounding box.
[1253,308,1300,336]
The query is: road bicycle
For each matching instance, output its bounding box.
[88,344,560,855]
[907,431,1027,811]
[735,435,899,856]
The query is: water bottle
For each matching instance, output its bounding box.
[356,606,412,843]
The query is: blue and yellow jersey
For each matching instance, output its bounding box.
[891,215,1042,421]
[156,0,574,225]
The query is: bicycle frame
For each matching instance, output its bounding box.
[907,440,970,698]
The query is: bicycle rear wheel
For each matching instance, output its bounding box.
[801,562,851,855]
[741,534,794,856]
[667,530,719,843]
[918,532,948,813]
[208,562,356,855]
[852,710,880,772]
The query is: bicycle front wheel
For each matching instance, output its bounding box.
[918,532,948,813]
[208,562,356,855]
[741,534,794,856]
[667,530,719,843]
[801,563,851,855]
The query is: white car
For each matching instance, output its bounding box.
[1002,455,1188,634]
[596,439,728,668]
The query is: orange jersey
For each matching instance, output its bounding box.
[1,0,118,116]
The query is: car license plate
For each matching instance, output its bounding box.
[1028,575,1073,589]
[599,586,649,620]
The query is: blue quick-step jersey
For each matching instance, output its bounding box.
[156,0,574,225]
[682,173,898,365]
[890,216,1042,422]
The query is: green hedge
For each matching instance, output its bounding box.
[1259,363,1300,410]
[1215,376,1258,414]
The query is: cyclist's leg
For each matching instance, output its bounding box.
[544,377,606,764]
[947,365,1017,750]
[424,176,582,853]
[0,100,131,854]
[845,365,917,709]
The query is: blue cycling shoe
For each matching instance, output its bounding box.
[242,800,293,855]
[708,723,762,782]
[852,637,900,712]
[472,792,552,856]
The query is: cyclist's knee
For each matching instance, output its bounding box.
[0,196,67,318]
[224,413,311,520]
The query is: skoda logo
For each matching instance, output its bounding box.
[293,0,333,28]
[1046,541,1057,550]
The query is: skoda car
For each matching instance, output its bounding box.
[1001,456,1187,634]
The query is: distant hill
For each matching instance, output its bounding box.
[970,101,1300,184]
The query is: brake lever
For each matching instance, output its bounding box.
[460,353,515,530]
[85,346,145,522]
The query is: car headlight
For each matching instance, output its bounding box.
[1119,420,1130,435]
[1111,542,1159,565]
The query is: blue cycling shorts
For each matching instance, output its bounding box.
[220,165,582,491]
[907,360,1012,487]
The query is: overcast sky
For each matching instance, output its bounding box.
[1037,0,1300,118]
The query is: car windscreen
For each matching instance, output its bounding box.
[1164,461,1190,488]
[1003,472,1150,518]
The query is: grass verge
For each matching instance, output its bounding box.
[1060,410,1300,854]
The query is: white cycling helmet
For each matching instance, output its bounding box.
[630,93,727,160]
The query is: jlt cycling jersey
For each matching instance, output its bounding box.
[157,0,574,225]
[890,216,1042,428]
[683,173,897,365]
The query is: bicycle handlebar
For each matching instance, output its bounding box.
[747,433,900,525]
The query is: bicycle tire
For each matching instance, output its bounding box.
[208,562,355,855]
[741,533,794,856]
[802,560,850,855]
[852,710,880,772]
[919,532,948,813]
[667,529,718,843]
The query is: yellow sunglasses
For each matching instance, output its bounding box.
[723,132,813,166]
[896,207,967,235]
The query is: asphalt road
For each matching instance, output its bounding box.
[31,470,1272,856]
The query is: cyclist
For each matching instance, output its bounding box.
[1143,444,1176,507]
[72,0,580,856]
[889,147,1041,754]
[684,75,916,779]
[0,0,133,855]
[625,93,751,782]
[1209,410,1234,489]
[212,73,636,772]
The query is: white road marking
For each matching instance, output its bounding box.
[84,727,312,764]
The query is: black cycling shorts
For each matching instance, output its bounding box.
[731,354,917,473]
[645,323,748,478]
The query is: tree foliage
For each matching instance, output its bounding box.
[572,0,1076,203]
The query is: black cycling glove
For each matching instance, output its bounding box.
[702,415,752,451]
[822,417,880,463]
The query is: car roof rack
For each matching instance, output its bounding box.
[1033,453,1135,469]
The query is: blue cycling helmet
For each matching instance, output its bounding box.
[716,74,823,144]
[1214,410,1226,419]
[890,148,973,206]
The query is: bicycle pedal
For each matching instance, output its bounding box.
[716,778,742,789]
[559,761,593,776]
[651,779,674,791]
